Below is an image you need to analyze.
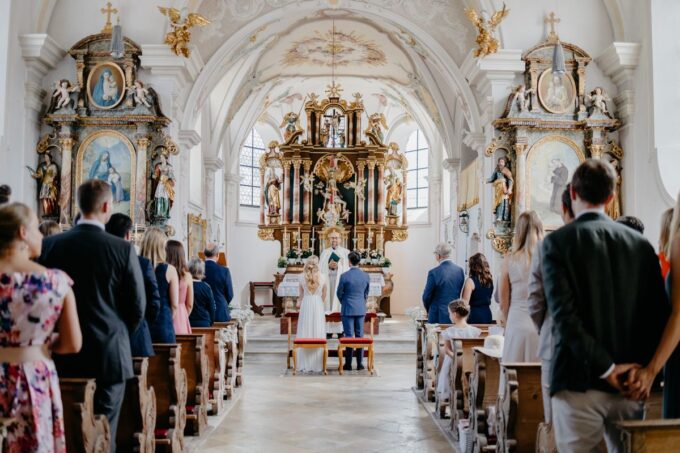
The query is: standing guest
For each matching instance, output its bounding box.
[140,227,179,344]
[0,203,82,452]
[628,194,680,417]
[39,179,145,451]
[500,210,544,363]
[336,251,371,371]
[166,240,193,334]
[188,258,216,328]
[542,160,668,452]
[616,215,645,234]
[461,253,494,324]
[528,186,574,423]
[106,213,161,357]
[0,184,10,204]
[39,220,60,237]
[422,242,465,324]
[659,208,674,280]
[203,243,233,322]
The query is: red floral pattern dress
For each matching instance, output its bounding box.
[0,270,72,453]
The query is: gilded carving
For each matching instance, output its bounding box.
[391,230,408,242]
[257,228,276,241]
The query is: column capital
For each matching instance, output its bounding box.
[224,172,241,185]
[596,42,641,126]
[463,49,524,93]
[19,34,66,119]
[140,44,203,88]
[204,157,224,173]
[463,131,487,154]
[442,158,461,172]
[178,129,201,150]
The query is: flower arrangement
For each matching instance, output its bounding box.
[277,256,288,269]
[405,306,428,325]
[380,257,392,268]
[230,307,255,326]
[286,248,300,259]
[301,248,314,259]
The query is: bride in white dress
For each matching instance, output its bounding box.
[296,256,328,373]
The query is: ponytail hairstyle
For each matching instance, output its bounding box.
[448,299,470,319]
[303,255,320,293]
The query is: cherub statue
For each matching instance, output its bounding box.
[586,87,611,117]
[307,92,319,105]
[280,112,301,142]
[127,80,152,108]
[158,6,211,58]
[300,173,314,192]
[465,3,510,58]
[365,112,388,144]
[512,84,534,112]
[51,80,80,111]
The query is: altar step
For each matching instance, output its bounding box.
[245,336,416,355]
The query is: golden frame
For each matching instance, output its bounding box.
[75,130,136,223]
[537,69,577,114]
[525,135,585,230]
[86,62,126,110]
[188,213,208,259]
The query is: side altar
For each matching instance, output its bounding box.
[257,86,406,322]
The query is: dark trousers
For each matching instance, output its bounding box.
[342,315,365,367]
[94,380,126,453]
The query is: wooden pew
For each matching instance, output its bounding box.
[448,338,487,434]
[495,363,543,453]
[617,419,680,452]
[117,357,156,453]
[176,334,210,437]
[59,378,111,453]
[148,344,187,452]
[415,318,428,389]
[192,327,227,413]
[469,348,502,453]
[215,321,243,388]
[423,323,450,402]
[213,322,239,399]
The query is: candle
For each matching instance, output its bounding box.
[312,227,315,238]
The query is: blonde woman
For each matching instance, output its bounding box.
[296,256,327,373]
[140,227,179,343]
[500,210,544,362]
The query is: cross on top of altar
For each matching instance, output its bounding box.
[100,2,118,34]
[545,12,561,43]
[323,108,345,148]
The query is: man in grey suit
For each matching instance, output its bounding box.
[40,180,145,452]
[541,160,668,453]
[528,185,574,422]
[336,251,371,371]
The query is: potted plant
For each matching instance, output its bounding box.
[301,248,313,263]
[286,248,299,264]
[277,256,287,274]
[370,250,380,265]
[360,249,369,265]
[380,257,392,274]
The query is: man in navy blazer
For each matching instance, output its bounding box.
[422,242,465,324]
[336,251,371,370]
[203,243,233,322]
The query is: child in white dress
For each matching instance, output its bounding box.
[437,300,482,395]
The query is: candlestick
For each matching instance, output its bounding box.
[352,237,358,251]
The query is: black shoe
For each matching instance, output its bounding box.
[343,365,353,371]
[356,364,365,371]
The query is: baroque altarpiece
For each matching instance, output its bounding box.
[485,24,623,254]
[31,31,178,231]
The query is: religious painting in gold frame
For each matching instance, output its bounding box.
[188,213,207,259]
[75,130,136,222]
[86,62,126,110]
[526,135,585,230]
[537,68,577,114]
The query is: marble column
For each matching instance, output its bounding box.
[282,160,291,224]
[57,131,74,225]
[259,167,266,224]
[204,156,224,230]
[292,159,301,224]
[401,169,408,226]
[357,161,366,223]
[367,160,376,224]
[135,131,150,225]
[303,160,312,223]
[377,163,385,224]
[513,143,529,216]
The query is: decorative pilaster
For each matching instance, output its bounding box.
[292,159,301,224]
[513,143,529,216]
[282,160,291,224]
[259,167,266,224]
[377,163,385,224]
[595,43,641,127]
[204,156,224,226]
[357,161,366,223]
[303,160,312,223]
[19,34,66,123]
[443,158,461,229]
[57,132,74,225]
[135,131,151,225]
[367,160,376,224]
[401,168,408,226]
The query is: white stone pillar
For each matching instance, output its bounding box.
[204,156,224,228]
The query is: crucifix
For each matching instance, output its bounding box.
[545,12,561,43]
[101,2,118,34]
[323,108,343,148]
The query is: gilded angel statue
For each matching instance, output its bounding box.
[465,3,510,58]
[158,6,211,58]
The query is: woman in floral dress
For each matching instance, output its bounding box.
[0,203,82,452]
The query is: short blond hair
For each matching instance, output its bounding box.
[140,227,167,268]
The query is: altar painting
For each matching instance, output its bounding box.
[77,131,136,219]
[87,62,125,109]
[527,137,584,229]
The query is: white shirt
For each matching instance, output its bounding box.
[78,218,105,230]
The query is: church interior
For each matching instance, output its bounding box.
[1,0,680,452]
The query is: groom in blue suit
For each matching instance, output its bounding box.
[336,251,371,371]
[422,242,465,324]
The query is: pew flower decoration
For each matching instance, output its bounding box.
[230,307,255,326]
[218,325,238,344]
[405,306,428,325]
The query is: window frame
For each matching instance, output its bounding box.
[239,129,265,207]
[405,129,429,210]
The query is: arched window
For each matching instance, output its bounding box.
[239,129,265,207]
[405,129,429,209]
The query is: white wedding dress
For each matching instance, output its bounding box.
[296,277,327,373]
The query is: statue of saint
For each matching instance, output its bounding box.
[27,153,59,218]
[152,153,175,220]
[385,172,403,216]
[280,112,301,141]
[487,157,513,223]
[606,158,622,219]
[264,173,281,215]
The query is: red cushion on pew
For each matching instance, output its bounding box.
[155,429,170,437]
[339,337,373,344]
[294,338,327,344]
[186,405,195,412]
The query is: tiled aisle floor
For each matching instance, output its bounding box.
[195,317,452,452]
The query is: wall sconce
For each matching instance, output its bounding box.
[458,209,470,234]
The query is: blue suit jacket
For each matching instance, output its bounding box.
[336,267,370,317]
[130,256,161,357]
[204,260,233,322]
[422,260,465,324]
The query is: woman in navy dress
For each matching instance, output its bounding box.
[140,227,178,343]
[188,258,216,328]
[461,253,494,324]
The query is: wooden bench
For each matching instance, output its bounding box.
[495,363,543,453]
[117,357,156,453]
[148,344,187,452]
[213,321,240,397]
[415,318,428,389]
[448,338,487,434]
[469,348,502,453]
[176,334,210,437]
[191,327,227,415]
[215,320,245,387]
[617,419,680,452]
[59,378,110,453]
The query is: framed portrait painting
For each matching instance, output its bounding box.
[538,68,577,114]
[87,62,125,109]
[188,213,207,259]
[526,136,585,230]
[76,130,136,220]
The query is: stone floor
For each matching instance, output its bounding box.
[189,315,453,452]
